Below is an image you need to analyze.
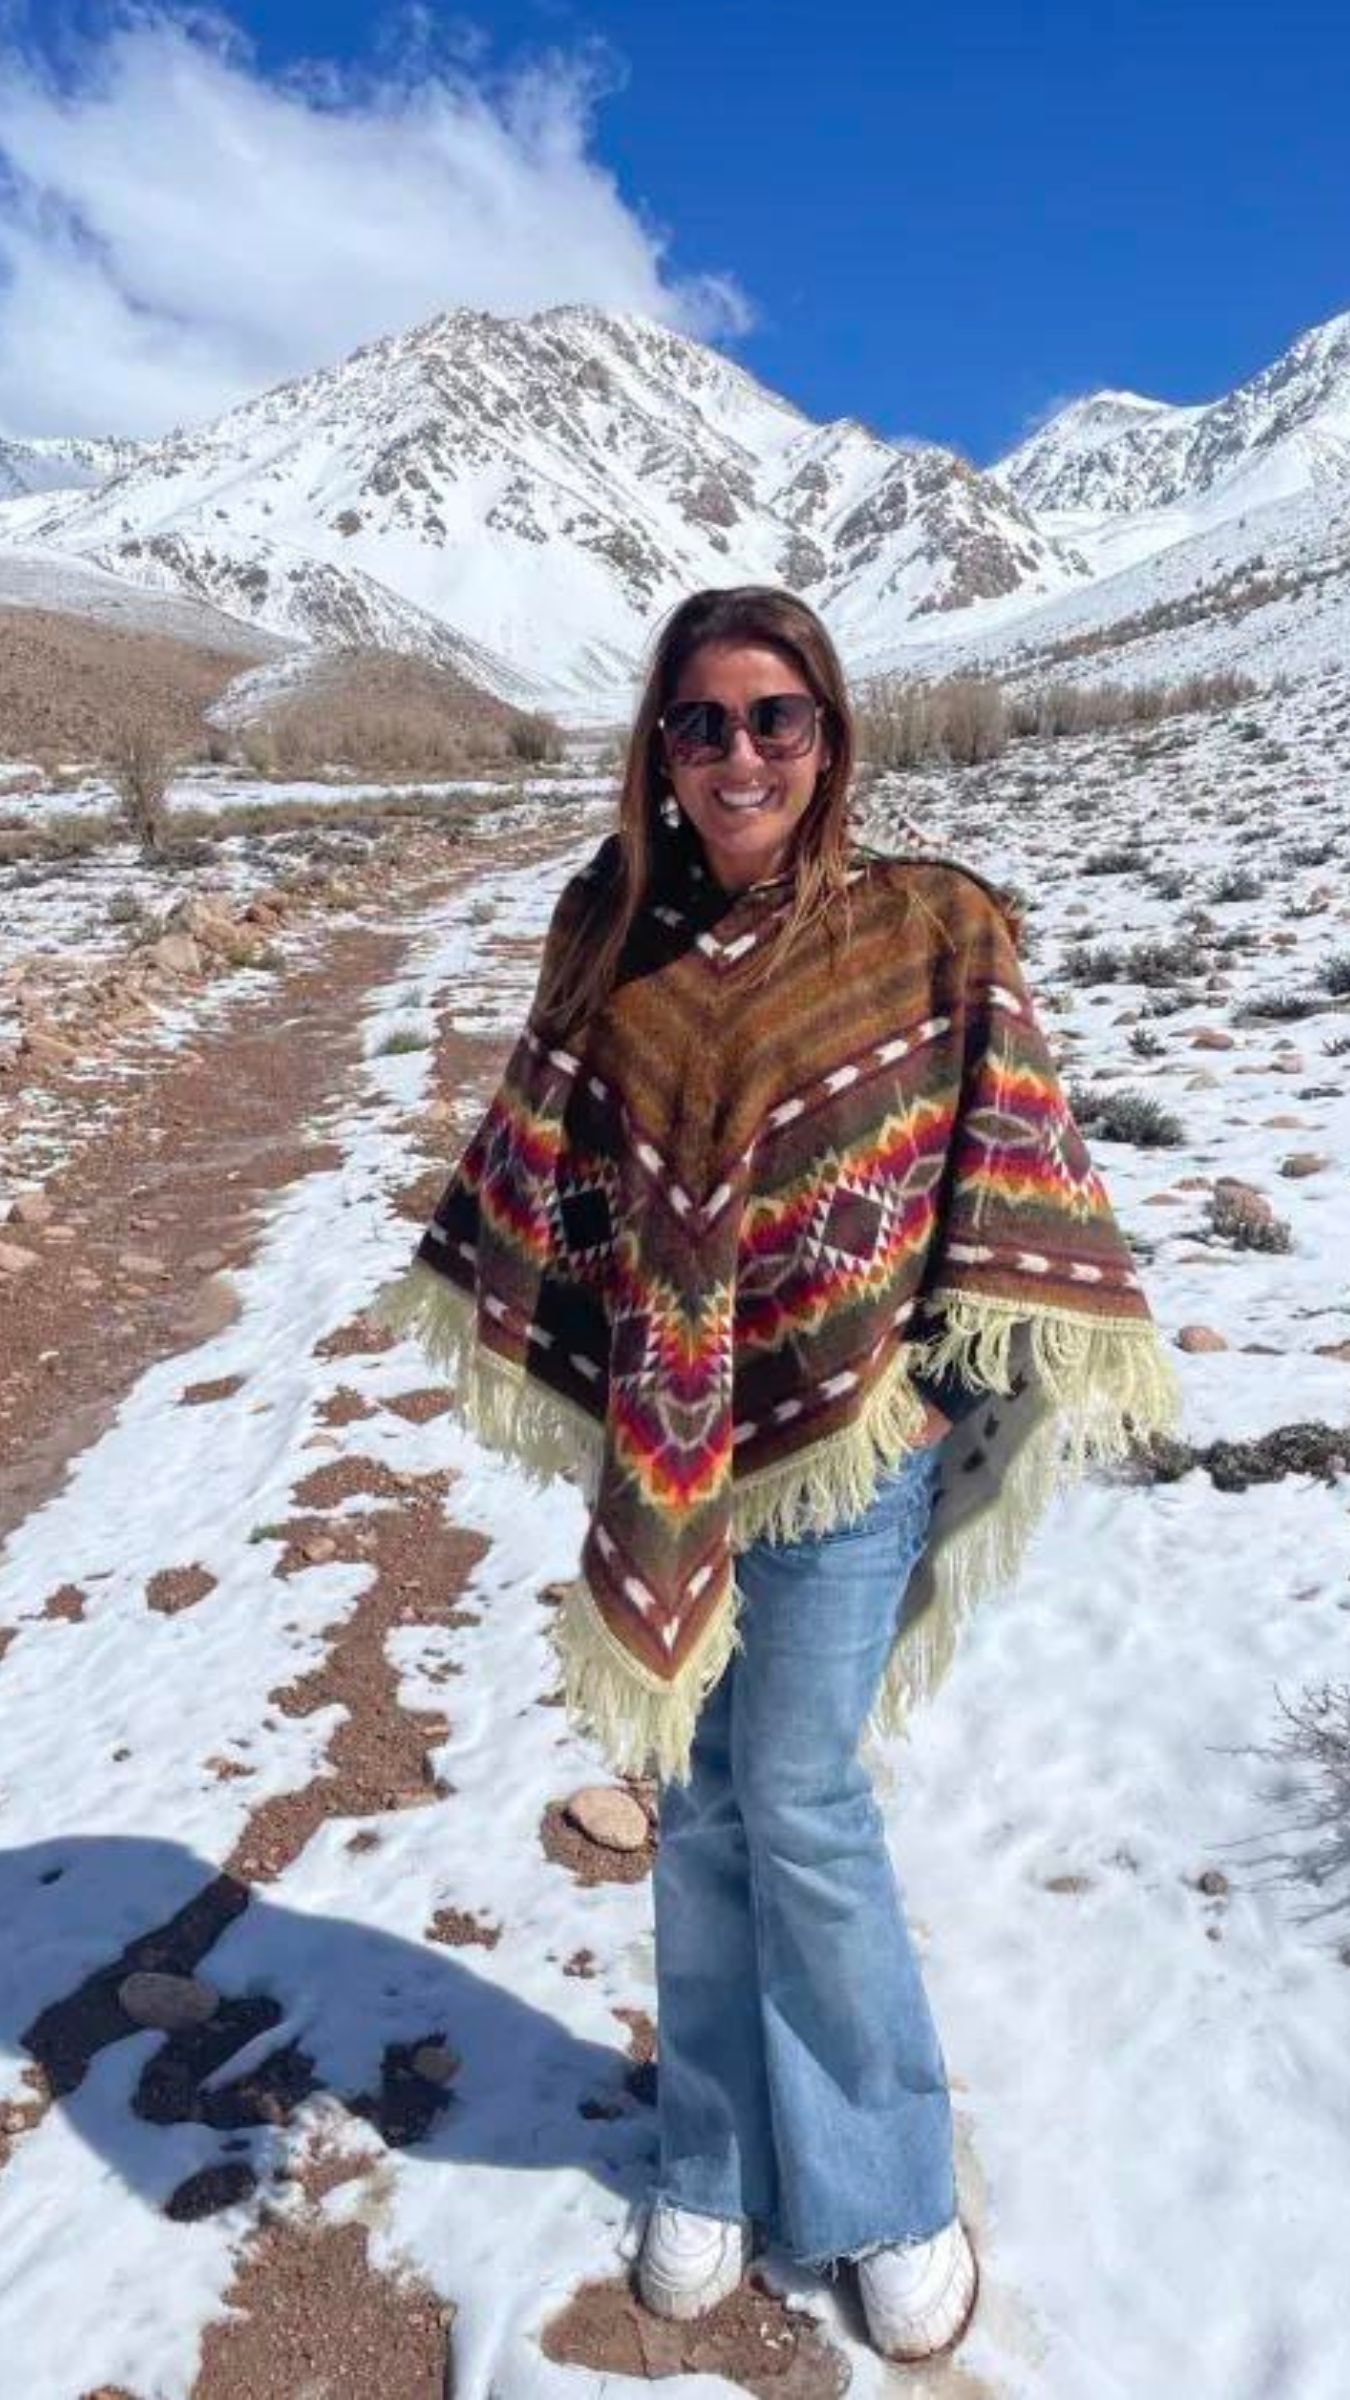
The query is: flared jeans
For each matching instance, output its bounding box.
[649,1443,957,2272]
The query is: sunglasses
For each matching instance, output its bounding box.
[658,693,823,765]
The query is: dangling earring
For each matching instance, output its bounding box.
[659,786,681,828]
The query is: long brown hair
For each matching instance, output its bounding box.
[537,585,858,1038]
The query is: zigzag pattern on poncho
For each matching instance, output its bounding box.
[375,834,1182,1785]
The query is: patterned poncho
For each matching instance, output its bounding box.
[374,832,1182,1785]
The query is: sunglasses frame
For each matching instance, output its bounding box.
[657,693,824,765]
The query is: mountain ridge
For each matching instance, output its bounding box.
[2,300,1348,709]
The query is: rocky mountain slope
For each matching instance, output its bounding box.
[998,309,1350,530]
[0,305,1084,706]
[3,301,1349,713]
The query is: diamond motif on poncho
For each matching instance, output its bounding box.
[549,1161,619,1279]
[558,1179,612,1262]
[817,1181,887,1266]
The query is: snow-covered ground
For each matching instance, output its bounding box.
[1,695,1348,2396]
[0,774,614,1197]
[0,760,615,830]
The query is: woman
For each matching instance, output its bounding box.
[375,587,1181,2365]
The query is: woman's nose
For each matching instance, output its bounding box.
[723,723,761,765]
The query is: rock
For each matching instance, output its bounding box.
[190,918,242,957]
[7,1192,51,1227]
[1212,1177,1275,1221]
[1176,1325,1229,1353]
[1313,1340,1350,1362]
[20,1028,77,1066]
[299,1534,337,1564]
[411,2041,461,2086]
[0,1240,38,1275]
[166,896,237,944]
[1270,1054,1305,1075]
[1279,1153,1328,1178]
[119,1970,219,2032]
[564,1785,652,1853]
[1195,1868,1230,1897]
[1190,1028,1236,1050]
[117,1249,168,1278]
[148,933,203,977]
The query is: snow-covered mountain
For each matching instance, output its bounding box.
[997,309,1350,526]
[0,304,1085,707]
[0,434,146,501]
[3,300,1350,713]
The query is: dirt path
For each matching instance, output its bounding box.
[0,816,571,1554]
[0,814,590,2397]
[0,813,1010,2400]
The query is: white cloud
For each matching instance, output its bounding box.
[0,5,752,437]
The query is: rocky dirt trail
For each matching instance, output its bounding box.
[5,805,995,2400]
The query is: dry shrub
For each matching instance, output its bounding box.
[508,711,566,766]
[1208,1183,1292,1252]
[108,721,174,850]
[857,674,1008,768]
[858,665,1258,772]
[229,648,563,781]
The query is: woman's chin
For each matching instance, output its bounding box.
[703,817,791,886]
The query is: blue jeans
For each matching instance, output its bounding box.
[649,1443,956,2273]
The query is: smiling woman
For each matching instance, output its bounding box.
[375,580,1180,2358]
[656,650,828,891]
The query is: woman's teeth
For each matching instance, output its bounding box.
[713,786,773,811]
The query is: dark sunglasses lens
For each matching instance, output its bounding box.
[663,701,725,758]
[750,695,817,751]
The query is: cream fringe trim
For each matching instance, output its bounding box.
[546,1566,747,1786]
[371,1255,1184,1785]
[866,1292,1185,1755]
[368,1255,604,1497]
[730,1341,932,1548]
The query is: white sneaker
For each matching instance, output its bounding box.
[856,2214,979,2363]
[637,2200,749,2320]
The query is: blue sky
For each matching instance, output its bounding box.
[1,0,1347,448]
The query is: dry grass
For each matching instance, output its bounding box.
[856,666,1258,770]
[229,649,564,780]
[0,604,272,765]
[0,783,541,867]
[0,608,563,791]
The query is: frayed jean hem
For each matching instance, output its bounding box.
[646,2190,753,2235]
[793,2209,959,2283]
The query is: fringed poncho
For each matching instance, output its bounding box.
[373,833,1182,1785]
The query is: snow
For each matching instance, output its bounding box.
[6,299,1350,716]
[0,541,289,656]
[1,705,1348,2395]
[0,302,1086,711]
[2,289,1350,2396]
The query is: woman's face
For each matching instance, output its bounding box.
[661,640,829,894]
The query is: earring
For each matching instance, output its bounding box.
[659,789,681,828]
